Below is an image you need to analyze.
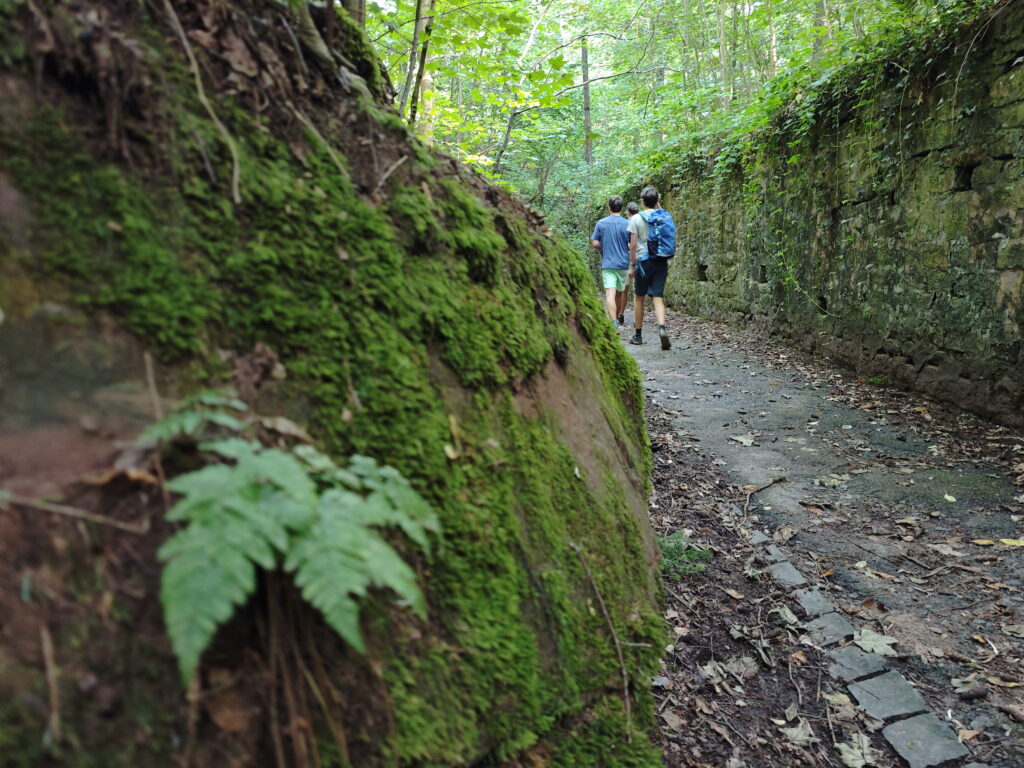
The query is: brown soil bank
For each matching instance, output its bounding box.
[0,1,661,765]
[639,0,1024,426]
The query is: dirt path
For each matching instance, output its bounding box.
[624,312,1024,768]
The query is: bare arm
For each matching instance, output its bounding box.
[629,233,637,265]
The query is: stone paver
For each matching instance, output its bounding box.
[765,560,806,589]
[849,671,928,721]
[804,612,855,646]
[749,530,769,545]
[827,644,889,681]
[792,587,832,618]
[882,713,970,768]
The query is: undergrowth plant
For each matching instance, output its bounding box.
[657,531,712,581]
[142,390,440,682]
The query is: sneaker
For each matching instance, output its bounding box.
[616,314,625,325]
[659,326,671,350]
[628,333,643,345]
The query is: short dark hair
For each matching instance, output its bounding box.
[641,186,659,207]
[608,195,624,213]
[626,201,639,216]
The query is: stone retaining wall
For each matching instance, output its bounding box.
[653,1,1024,424]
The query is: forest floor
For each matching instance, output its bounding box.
[622,311,1024,768]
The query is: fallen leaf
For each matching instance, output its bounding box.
[987,676,1022,688]
[220,30,258,77]
[927,543,966,557]
[730,433,756,447]
[443,443,459,460]
[859,599,888,620]
[853,629,898,656]
[971,539,995,546]
[835,732,883,767]
[780,718,818,746]
[723,588,745,600]
[951,675,978,693]
[789,650,808,665]
[999,539,1024,547]
[944,494,957,502]
[724,656,759,682]
[774,523,796,543]
[660,710,683,731]
[1000,624,1024,638]
[957,729,981,742]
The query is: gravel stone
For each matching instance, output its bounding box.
[764,544,788,563]
[827,644,889,681]
[765,560,806,589]
[803,612,855,646]
[849,671,928,721]
[882,713,970,768]
[792,587,832,618]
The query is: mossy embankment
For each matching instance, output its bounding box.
[630,0,1024,424]
[0,0,662,764]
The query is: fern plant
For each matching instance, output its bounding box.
[144,391,439,682]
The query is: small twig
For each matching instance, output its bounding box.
[374,155,408,193]
[788,654,802,706]
[182,674,200,768]
[40,624,61,744]
[743,475,787,514]
[0,490,147,534]
[289,104,349,181]
[162,0,241,204]
[144,352,172,514]
[993,699,1024,724]
[572,542,631,742]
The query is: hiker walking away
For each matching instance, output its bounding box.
[627,186,676,349]
[591,195,631,331]
[616,202,640,324]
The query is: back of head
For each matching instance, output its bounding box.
[626,201,639,217]
[608,195,624,213]
[641,186,659,208]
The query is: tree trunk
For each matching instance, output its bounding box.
[812,0,827,60]
[342,0,365,27]
[717,0,730,107]
[408,0,436,129]
[398,0,425,115]
[581,38,592,165]
[766,0,778,77]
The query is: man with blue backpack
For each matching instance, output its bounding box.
[627,185,676,349]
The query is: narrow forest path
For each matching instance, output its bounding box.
[623,311,1024,768]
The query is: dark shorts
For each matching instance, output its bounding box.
[634,257,669,297]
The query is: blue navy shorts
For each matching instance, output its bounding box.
[634,257,669,297]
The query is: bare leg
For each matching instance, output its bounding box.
[653,297,667,326]
[605,287,619,323]
[633,294,645,331]
[615,288,628,318]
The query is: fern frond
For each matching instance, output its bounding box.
[156,424,437,682]
[159,515,269,682]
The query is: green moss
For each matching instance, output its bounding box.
[0,9,659,763]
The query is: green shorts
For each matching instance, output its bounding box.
[602,268,629,292]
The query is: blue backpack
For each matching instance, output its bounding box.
[642,208,676,258]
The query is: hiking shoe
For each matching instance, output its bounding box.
[659,326,671,350]
[616,314,625,325]
[628,333,643,345]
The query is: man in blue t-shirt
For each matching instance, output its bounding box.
[591,195,631,330]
